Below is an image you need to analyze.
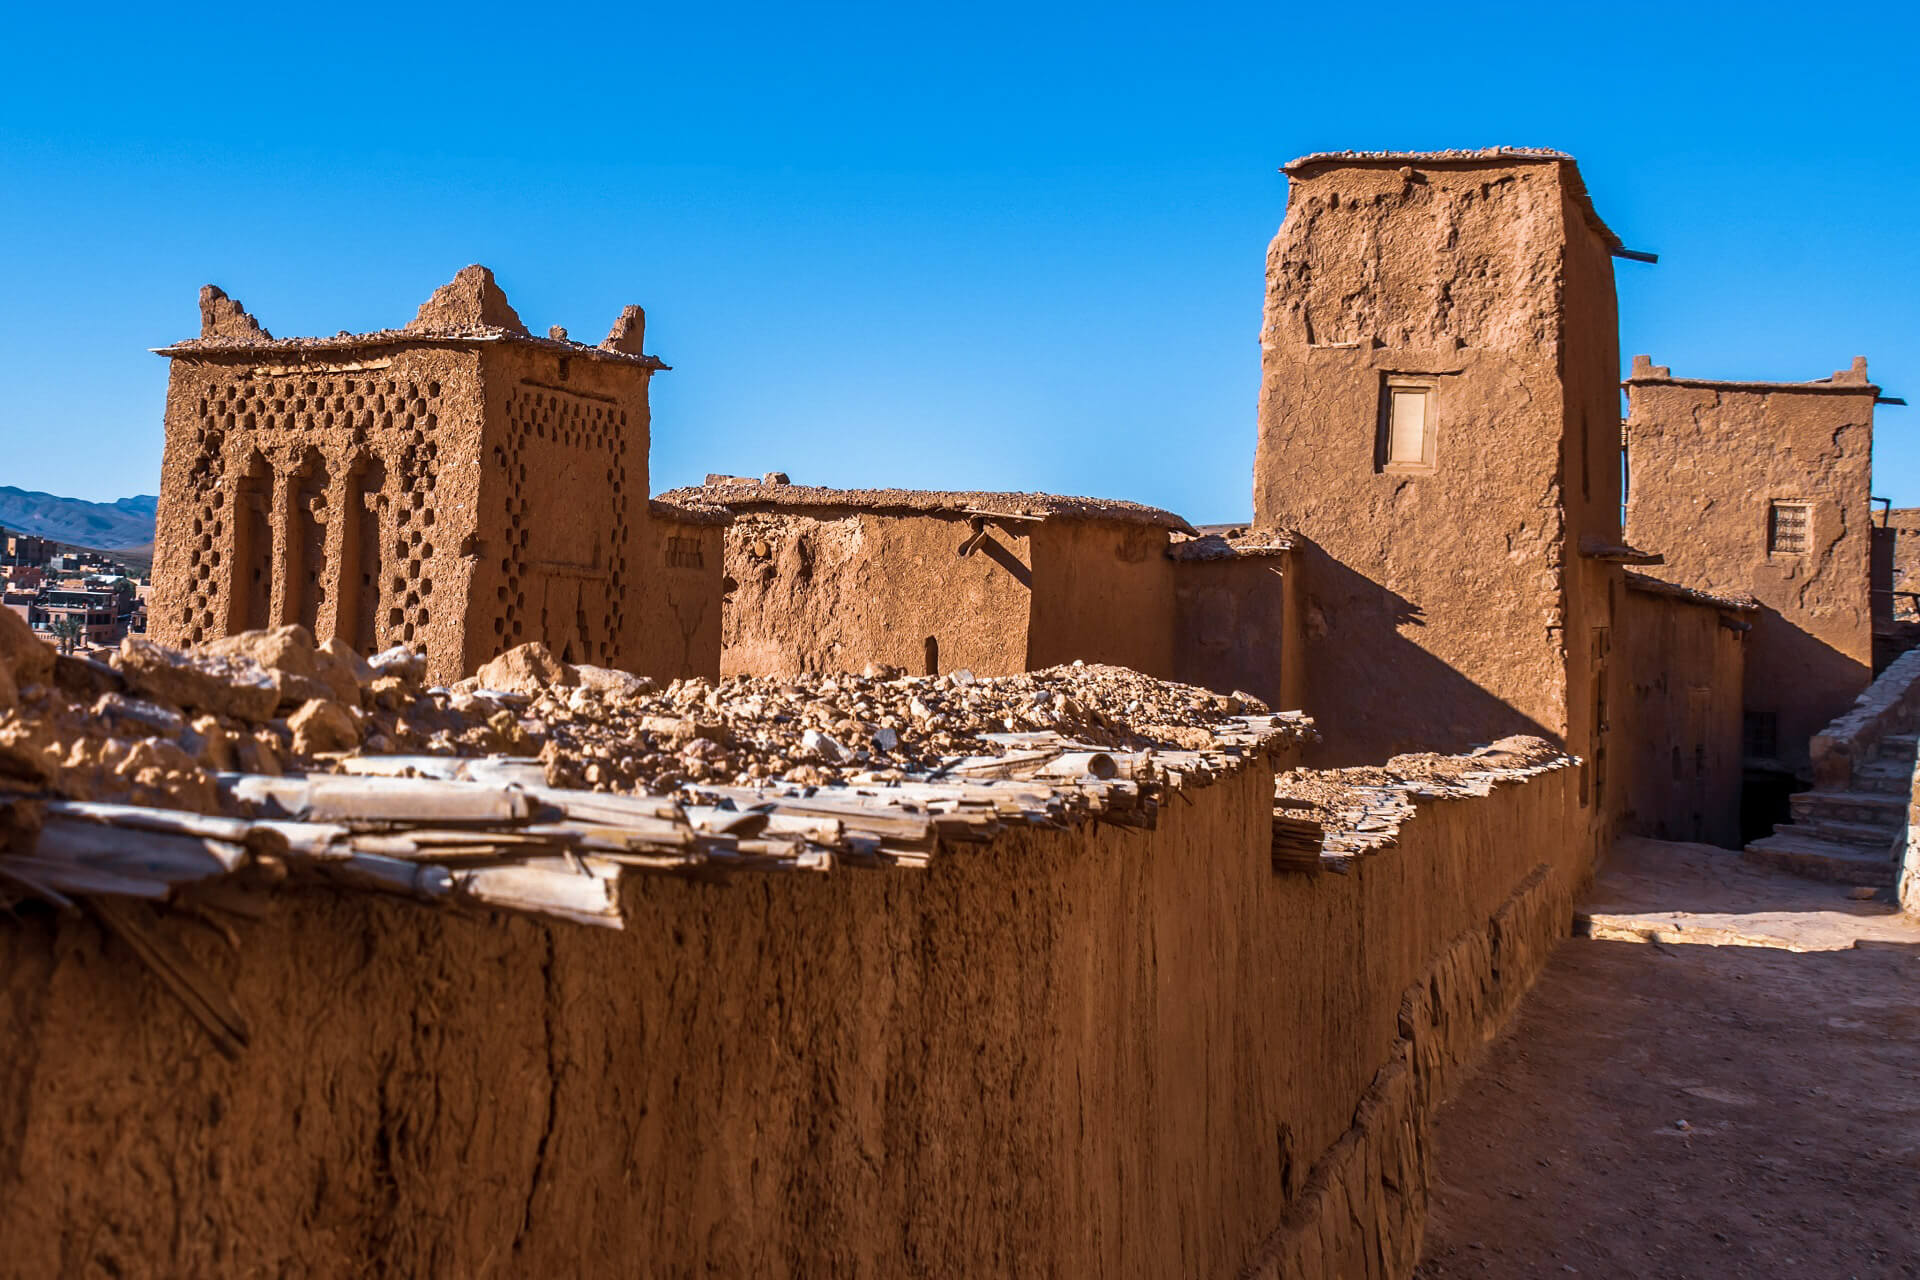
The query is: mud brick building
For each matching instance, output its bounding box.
[1252,148,1643,844]
[1624,356,1886,795]
[150,267,721,684]
[661,479,1199,681]
[1881,506,1920,622]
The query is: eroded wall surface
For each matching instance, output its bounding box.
[0,761,1584,1277]
[1625,373,1875,774]
[718,510,1033,677]
[1617,589,1746,847]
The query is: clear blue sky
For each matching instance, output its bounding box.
[1,1,1913,517]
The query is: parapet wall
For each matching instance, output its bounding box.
[1810,645,1920,789]
[0,754,1582,1277]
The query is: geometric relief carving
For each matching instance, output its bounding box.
[498,384,631,665]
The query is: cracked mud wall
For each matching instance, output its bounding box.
[1625,378,1875,774]
[0,761,1583,1277]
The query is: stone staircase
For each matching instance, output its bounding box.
[1744,650,1920,887]
[1744,734,1911,885]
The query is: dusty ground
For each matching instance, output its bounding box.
[1417,838,1920,1279]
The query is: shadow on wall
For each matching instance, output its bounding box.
[1296,542,1558,767]
[1745,602,1871,778]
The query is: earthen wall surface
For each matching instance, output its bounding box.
[472,344,654,676]
[0,758,1584,1277]
[1624,369,1876,774]
[1255,155,1620,783]
[1555,178,1629,857]
[711,508,1188,682]
[1025,520,1176,674]
[1616,587,1747,847]
[716,510,1034,677]
[1886,507,1920,622]
[638,502,725,680]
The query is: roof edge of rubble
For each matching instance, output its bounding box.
[658,482,1197,533]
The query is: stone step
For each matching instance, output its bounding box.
[1791,789,1909,827]
[1784,814,1904,850]
[1851,762,1913,795]
[1743,832,1899,886]
[1877,733,1918,762]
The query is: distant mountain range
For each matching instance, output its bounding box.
[0,487,158,552]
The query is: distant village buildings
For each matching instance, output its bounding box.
[0,522,145,650]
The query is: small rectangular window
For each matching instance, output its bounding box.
[1377,377,1437,473]
[1768,501,1810,556]
[1743,710,1778,760]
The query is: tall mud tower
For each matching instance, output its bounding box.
[1255,150,1635,818]
[149,266,695,683]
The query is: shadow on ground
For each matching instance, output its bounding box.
[1416,838,1920,1279]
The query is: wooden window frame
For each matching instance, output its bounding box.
[1377,375,1439,475]
[1767,500,1811,557]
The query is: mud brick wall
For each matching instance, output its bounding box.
[149,273,701,687]
[0,761,1582,1277]
[151,348,482,675]
[714,509,1180,681]
[718,509,1035,677]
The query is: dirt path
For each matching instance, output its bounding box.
[1416,839,1920,1279]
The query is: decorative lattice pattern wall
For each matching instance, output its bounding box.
[495,384,633,664]
[172,371,447,646]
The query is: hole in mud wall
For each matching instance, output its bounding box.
[924,636,939,676]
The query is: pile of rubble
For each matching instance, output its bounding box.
[0,616,1283,815]
[1269,737,1574,873]
[0,611,1311,933]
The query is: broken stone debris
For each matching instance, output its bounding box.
[0,632,1312,921]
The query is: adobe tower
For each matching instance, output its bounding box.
[150,266,715,683]
[1255,149,1642,819]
